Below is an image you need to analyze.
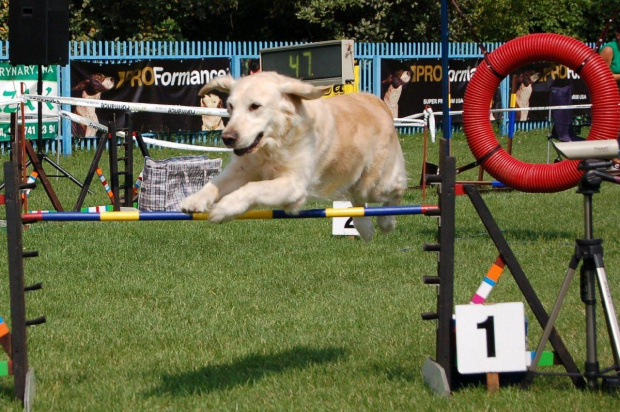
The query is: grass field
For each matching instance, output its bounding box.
[1,128,620,411]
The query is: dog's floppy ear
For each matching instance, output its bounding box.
[199,75,235,96]
[279,80,330,100]
[73,79,91,92]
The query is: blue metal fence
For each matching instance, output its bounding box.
[59,40,503,94]
[1,40,521,155]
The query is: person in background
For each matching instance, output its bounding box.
[600,23,620,83]
[249,59,261,75]
[600,25,620,170]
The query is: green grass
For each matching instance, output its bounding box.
[1,129,620,410]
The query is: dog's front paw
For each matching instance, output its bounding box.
[180,185,218,213]
[206,206,234,223]
[207,195,249,223]
[180,193,211,213]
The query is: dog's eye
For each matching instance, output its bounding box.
[249,103,261,112]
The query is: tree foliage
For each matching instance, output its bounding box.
[0,0,617,43]
[450,0,606,43]
[0,1,9,40]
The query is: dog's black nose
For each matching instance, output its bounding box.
[222,131,238,147]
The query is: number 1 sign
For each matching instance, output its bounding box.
[455,302,527,374]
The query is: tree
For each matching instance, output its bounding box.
[295,0,441,42]
[0,1,8,41]
[69,0,185,41]
[0,0,617,43]
[449,0,601,43]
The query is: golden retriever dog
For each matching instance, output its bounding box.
[180,72,407,241]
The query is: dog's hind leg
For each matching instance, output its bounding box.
[376,177,406,235]
[352,216,374,242]
[376,155,407,235]
[377,200,399,235]
[350,199,374,241]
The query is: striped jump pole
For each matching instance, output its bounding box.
[470,256,506,305]
[95,168,115,202]
[22,205,439,223]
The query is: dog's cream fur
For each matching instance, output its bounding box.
[180,72,407,241]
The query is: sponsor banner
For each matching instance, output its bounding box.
[381,58,589,124]
[510,62,589,122]
[0,64,59,141]
[70,59,230,137]
[381,58,497,122]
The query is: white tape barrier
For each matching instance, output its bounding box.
[0,98,25,107]
[27,94,230,117]
[424,106,436,143]
[26,92,438,136]
[15,94,594,144]
[139,135,232,152]
[438,103,600,117]
[34,93,432,129]
[59,110,233,152]
[17,94,606,118]
[394,117,426,127]
[394,109,437,141]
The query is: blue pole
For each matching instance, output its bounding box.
[441,0,451,155]
[60,65,72,155]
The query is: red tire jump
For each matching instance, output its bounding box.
[463,33,620,192]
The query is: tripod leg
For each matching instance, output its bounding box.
[522,255,579,387]
[582,257,599,388]
[42,156,88,190]
[134,132,151,158]
[593,254,620,373]
[73,133,108,211]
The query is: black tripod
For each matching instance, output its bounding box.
[524,159,620,390]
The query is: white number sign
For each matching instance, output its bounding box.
[331,201,360,237]
[455,302,527,374]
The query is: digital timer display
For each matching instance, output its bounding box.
[260,40,355,86]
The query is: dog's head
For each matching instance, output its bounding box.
[199,72,329,157]
[200,93,224,109]
[73,73,116,96]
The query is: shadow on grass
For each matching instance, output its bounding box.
[0,383,15,401]
[453,227,575,243]
[148,345,347,396]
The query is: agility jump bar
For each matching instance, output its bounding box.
[22,205,439,222]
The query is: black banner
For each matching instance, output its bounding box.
[381,58,501,123]
[381,58,589,125]
[70,59,230,137]
[509,62,589,122]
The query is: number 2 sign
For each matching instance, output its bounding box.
[455,302,527,374]
[331,201,360,237]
